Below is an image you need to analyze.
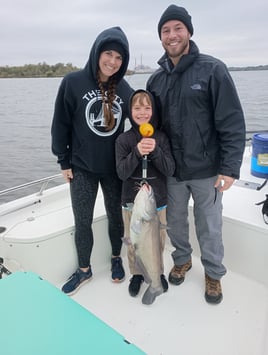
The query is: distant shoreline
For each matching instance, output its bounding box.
[128,65,268,75]
[228,65,268,72]
[0,63,267,78]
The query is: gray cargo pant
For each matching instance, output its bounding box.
[167,176,226,280]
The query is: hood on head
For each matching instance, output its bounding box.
[128,89,158,134]
[85,26,130,82]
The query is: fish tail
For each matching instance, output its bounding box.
[142,285,163,305]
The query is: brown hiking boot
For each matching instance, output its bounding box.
[168,259,192,285]
[205,274,223,304]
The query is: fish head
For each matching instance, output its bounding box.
[133,182,157,221]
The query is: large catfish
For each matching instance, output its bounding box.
[130,182,163,305]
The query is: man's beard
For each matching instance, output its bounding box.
[166,41,189,60]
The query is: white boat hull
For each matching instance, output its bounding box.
[0,146,268,355]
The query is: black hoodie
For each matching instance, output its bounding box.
[115,89,175,208]
[51,27,134,174]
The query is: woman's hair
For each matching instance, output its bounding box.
[131,92,152,107]
[97,73,117,131]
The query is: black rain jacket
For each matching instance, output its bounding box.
[147,40,246,181]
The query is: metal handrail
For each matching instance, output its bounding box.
[0,174,63,197]
[246,130,268,134]
[0,131,267,197]
[246,129,268,139]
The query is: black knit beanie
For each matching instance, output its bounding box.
[158,4,194,38]
[100,41,125,58]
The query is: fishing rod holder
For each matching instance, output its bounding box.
[0,257,12,279]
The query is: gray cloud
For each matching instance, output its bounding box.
[1,0,267,68]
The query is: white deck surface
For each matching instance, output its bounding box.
[72,245,268,355]
[1,146,268,355]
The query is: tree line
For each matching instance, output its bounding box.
[0,62,134,78]
[0,62,81,78]
[0,62,267,78]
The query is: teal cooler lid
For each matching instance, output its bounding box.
[0,272,146,355]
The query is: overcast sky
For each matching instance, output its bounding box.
[1,0,268,69]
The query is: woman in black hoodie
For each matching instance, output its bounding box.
[51,27,133,295]
[115,89,175,297]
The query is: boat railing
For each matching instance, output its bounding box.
[0,130,267,200]
[246,130,268,134]
[0,174,63,198]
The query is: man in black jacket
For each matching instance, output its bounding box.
[147,4,246,304]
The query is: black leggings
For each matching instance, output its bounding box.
[70,168,123,268]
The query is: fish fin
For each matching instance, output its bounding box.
[142,285,163,305]
[130,220,142,234]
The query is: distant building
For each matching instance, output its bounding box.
[134,64,155,74]
[133,55,155,74]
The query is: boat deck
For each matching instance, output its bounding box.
[71,247,268,355]
[1,146,268,354]
[71,148,268,355]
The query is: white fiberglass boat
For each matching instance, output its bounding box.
[0,140,268,355]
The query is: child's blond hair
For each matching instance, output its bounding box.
[131,92,152,107]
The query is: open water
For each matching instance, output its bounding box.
[0,71,268,199]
